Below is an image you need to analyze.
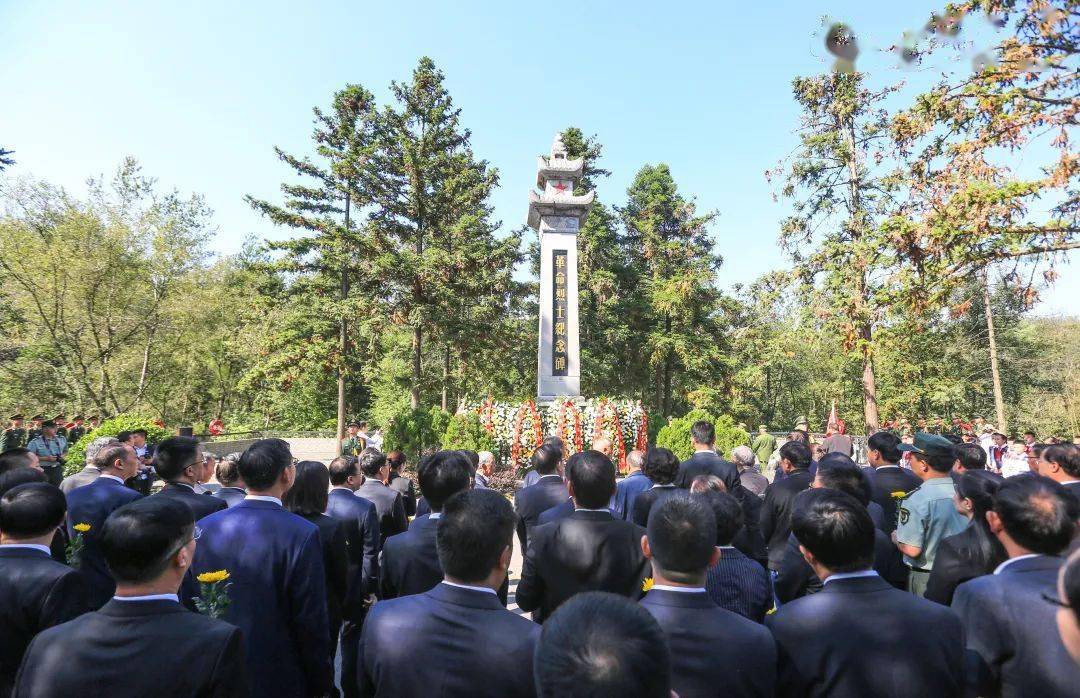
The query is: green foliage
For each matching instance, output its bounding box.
[381,406,440,464]
[441,411,495,452]
[428,407,451,444]
[65,414,170,477]
[655,409,749,461]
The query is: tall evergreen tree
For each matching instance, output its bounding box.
[246,85,378,444]
[367,57,520,409]
[620,164,725,415]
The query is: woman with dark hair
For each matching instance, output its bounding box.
[630,448,682,527]
[385,450,417,517]
[924,469,1007,605]
[283,460,348,668]
[1055,547,1080,667]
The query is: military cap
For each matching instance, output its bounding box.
[897,431,954,456]
[9,414,24,421]
[41,420,57,429]
[73,415,85,421]
[31,414,44,421]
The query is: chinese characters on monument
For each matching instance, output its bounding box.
[552,250,569,376]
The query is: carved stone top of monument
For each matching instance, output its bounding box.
[528,133,595,230]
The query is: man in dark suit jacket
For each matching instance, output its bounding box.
[698,489,772,622]
[326,455,380,698]
[191,438,331,698]
[0,484,90,697]
[775,458,908,602]
[631,448,684,527]
[517,450,649,623]
[354,449,408,545]
[1036,444,1080,507]
[361,489,539,697]
[151,437,227,521]
[14,497,247,698]
[953,475,1080,697]
[865,431,921,533]
[761,440,814,571]
[674,420,740,489]
[211,455,246,508]
[385,450,417,516]
[767,489,964,697]
[537,497,573,525]
[513,444,566,551]
[65,442,143,608]
[380,451,471,599]
[640,495,776,697]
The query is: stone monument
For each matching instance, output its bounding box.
[528,134,595,402]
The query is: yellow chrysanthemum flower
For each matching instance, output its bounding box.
[642,577,654,592]
[73,523,91,533]
[890,491,907,498]
[197,570,231,584]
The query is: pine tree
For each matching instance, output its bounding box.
[246,85,378,444]
[367,57,520,409]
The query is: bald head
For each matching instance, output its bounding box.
[592,438,612,457]
[626,450,645,473]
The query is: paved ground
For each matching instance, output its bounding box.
[284,438,338,463]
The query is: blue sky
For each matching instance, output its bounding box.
[2,0,1075,314]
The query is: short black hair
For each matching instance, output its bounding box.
[0,483,66,537]
[418,451,471,512]
[94,443,130,471]
[993,475,1077,556]
[283,461,330,517]
[867,431,901,463]
[436,488,515,583]
[791,488,875,573]
[697,490,744,545]
[328,455,358,486]
[0,467,47,498]
[569,450,616,508]
[646,495,716,582]
[535,592,671,698]
[131,429,148,437]
[0,448,35,474]
[531,444,562,475]
[101,497,194,584]
[1064,550,1080,627]
[779,440,812,469]
[955,443,987,470]
[153,436,201,481]
[461,450,480,472]
[359,448,387,478]
[816,454,871,506]
[386,450,406,471]
[1044,444,1080,478]
[643,447,679,485]
[915,443,957,473]
[237,438,293,490]
[115,430,132,443]
[690,420,715,445]
[215,456,241,486]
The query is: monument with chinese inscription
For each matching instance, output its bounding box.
[528,134,595,402]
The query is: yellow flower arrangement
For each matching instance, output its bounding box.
[197,570,231,584]
[642,577,654,592]
[73,523,91,533]
[890,491,907,499]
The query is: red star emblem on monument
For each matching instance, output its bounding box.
[552,181,569,193]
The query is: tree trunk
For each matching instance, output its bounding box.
[441,343,451,411]
[336,193,351,454]
[861,340,880,433]
[983,273,1007,432]
[410,323,422,409]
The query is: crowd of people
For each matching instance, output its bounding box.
[0,416,1079,697]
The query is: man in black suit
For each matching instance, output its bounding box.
[698,489,772,622]
[211,455,246,508]
[354,449,408,545]
[151,437,226,521]
[13,497,247,697]
[865,431,921,533]
[953,475,1080,696]
[640,495,776,697]
[513,444,566,551]
[516,450,649,623]
[326,455,380,698]
[380,450,472,599]
[535,592,672,698]
[767,489,964,697]
[1036,444,1080,502]
[761,440,814,573]
[0,484,90,697]
[631,447,683,527]
[65,442,143,608]
[674,419,739,489]
[385,450,417,516]
[360,489,539,697]
[775,457,908,603]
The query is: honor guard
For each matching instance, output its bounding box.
[0,414,28,452]
[66,415,87,445]
[341,420,366,457]
[52,414,68,440]
[26,415,45,443]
